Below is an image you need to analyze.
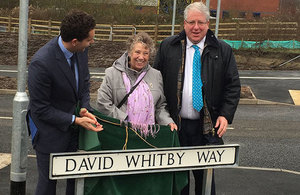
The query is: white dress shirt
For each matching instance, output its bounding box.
[179,36,206,120]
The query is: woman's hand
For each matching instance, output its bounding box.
[168,123,178,131]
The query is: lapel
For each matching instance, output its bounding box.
[54,41,78,99]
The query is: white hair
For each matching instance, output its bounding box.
[184,2,210,21]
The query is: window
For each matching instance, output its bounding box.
[253,12,261,18]
[239,12,246,18]
[210,10,216,17]
[135,6,142,10]
[222,11,230,19]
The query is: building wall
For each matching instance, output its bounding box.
[280,0,300,14]
[197,0,281,18]
[209,0,279,13]
[88,0,158,6]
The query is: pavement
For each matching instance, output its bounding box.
[1,156,299,195]
[1,69,300,194]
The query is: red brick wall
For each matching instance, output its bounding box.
[197,0,280,18]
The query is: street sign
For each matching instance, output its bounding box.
[50,144,239,179]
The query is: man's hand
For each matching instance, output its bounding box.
[76,108,103,132]
[79,108,97,122]
[215,116,228,137]
[168,123,178,131]
[75,116,103,132]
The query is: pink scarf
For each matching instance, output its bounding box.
[122,72,158,137]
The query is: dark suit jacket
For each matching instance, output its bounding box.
[27,37,92,154]
[154,30,240,125]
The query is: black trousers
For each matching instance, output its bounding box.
[35,150,75,195]
[35,130,78,195]
[179,118,216,195]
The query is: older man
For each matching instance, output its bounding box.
[154,2,241,195]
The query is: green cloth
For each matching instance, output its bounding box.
[78,110,188,195]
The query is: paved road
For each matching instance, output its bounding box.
[239,70,300,104]
[1,67,300,194]
[1,65,300,104]
[1,93,300,194]
[0,65,105,81]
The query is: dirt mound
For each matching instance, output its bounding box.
[0,32,126,68]
[1,32,299,70]
[234,49,300,70]
[1,32,299,98]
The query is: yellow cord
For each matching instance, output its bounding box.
[122,126,129,150]
[128,126,157,148]
[95,115,157,149]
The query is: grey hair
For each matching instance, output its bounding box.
[184,2,210,21]
[126,32,155,56]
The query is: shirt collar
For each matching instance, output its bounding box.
[58,36,73,59]
[186,36,206,50]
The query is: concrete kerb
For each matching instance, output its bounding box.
[0,89,293,106]
[238,98,293,105]
[0,89,19,95]
[235,166,300,175]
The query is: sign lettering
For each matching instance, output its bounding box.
[50,144,239,179]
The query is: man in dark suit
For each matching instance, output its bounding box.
[27,10,103,195]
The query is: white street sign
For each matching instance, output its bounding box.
[50,144,239,179]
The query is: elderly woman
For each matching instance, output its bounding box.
[97,32,177,137]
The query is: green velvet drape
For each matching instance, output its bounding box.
[78,110,188,195]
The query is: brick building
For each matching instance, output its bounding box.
[208,0,279,19]
[197,0,300,19]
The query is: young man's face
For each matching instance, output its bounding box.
[74,29,95,52]
[184,10,209,44]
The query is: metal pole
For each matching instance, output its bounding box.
[206,0,210,8]
[75,178,85,195]
[157,0,160,15]
[202,168,213,195]
[215,0,221,37]
[171,0,177,35]
[10,0,29,194]
[278,55,300,67]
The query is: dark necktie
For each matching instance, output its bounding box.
[70,54,76,77]
[192,45,203,112]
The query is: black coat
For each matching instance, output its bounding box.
[154,29,241,125]
[27,37,92,153]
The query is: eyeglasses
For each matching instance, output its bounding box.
[185,20,208,27]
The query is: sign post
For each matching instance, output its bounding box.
[50,144,239,179]
[50,144,239,195]
[10,0,29,194]
[202,168,213,195]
